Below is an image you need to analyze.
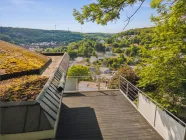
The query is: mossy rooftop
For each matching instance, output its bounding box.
[0,75,48,102]
[0,40,49,74]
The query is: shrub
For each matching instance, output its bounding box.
[67,65,91,81]
[108,65,138,89]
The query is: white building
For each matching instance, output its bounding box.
[99,39,105,44]
[100,67,111,74]
[90,56,98,63]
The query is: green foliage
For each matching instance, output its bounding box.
[108,65,138,89]
[113,48,122,53]
[108,27,154,48]
[74,0,186,116]
[66,39,106,58]
[73,0,137,25]
[104,54,127,69]
[0,34,12,42]
[94,42,105,52]
[68,50,78,59]
[0,27,111,45]
[112,42,119,48]
[68,65,91,80]
[125,45,140,57]
[137,0,186,113]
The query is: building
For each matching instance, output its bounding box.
[100,67,111,74]
[99,39,105,44]
[1,53,185,140]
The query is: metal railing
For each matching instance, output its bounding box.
[119,76,186,140]
[64,75,119,92]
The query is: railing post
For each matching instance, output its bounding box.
[137,91,140,109]
[119,76,121,89]
[126,82,129,96]
[154,105,157,127]
[98,77,100,90]
[76,77,78,92]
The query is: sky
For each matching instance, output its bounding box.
[0,0,157,33]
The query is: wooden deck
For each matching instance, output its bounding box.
[56,91,163,140]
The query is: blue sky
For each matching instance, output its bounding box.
[0,0,156,33]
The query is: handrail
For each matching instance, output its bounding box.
[65,75,119,92]
[120,76,186,127]
[67,75,111,78]
[67,76,92,77]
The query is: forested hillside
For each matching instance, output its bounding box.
[0,27,112,45]
[106,27,154,47]
[45,27,154,69]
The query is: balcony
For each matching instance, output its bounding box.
[56,90,163,139]
[0,53,185,140]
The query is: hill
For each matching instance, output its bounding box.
[106,27,154,46]
[0,27,112,45]
[0,40,49,74]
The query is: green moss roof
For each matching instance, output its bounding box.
[0,40,49,74]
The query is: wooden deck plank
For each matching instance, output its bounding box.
[56,91,163,140]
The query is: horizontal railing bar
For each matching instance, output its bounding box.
[120,81,126,85]
[128,93,138,99]
[120,84,127,90]
[67,76,92,78]
[64,89,120,93]
[126,93,137,100]
[120,85,138,99]
[128,86,138,92]
[120,76,186,126]
[120,76,139,89]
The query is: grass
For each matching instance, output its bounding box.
[0,40,49,74]
[0,75,48,102]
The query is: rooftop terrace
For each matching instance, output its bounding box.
[56,90,163,140]
[1,53,185,140]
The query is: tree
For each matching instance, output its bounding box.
[112,42,119,48]
[73,0,141,26]
[108,65,138,89]
[112,62,117,69]
[137,0,186,113]
[0,35,12,42]
[119,40,129,48]
[94,42,105,52]
[73,0,186,115]
[113,48,122,53]
[92,49,96,56]
[105,37,114,44]
[68,65,91,80]
[67,50,77,59]
[68,42,78,50]
[0,27,111,45]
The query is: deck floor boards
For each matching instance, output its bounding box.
[56,91,163,140]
